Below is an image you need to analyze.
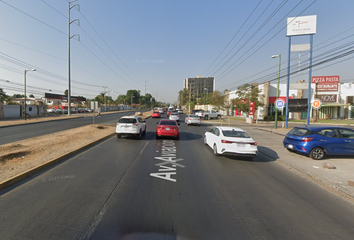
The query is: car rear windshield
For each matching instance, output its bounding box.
[119,118,136,123]
[222,130,250,138]
[160,121,176,126]
[189,114,198,118]
[288,127,312,136]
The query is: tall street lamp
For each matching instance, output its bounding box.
[24,68,36,120]
[271,54,281,129]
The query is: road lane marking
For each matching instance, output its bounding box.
[150,140,184,183]
[139,142,149,154]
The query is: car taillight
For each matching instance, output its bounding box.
[198,119,200,121]
[134,123,138,126]
[221,140,233,144]
[158,126,164,129]
[201,113,203,116]
[250,142,257,145]
[302,137,313,142]
[173,127,179,131]
[188,118,192,120]
[116,123,119,125]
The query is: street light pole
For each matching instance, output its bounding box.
[272,54,281,129]
[24,69,36,120]
[204,87,208,111]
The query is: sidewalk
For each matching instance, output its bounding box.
[209,117,354,201]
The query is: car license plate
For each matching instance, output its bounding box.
[166,128,170,131]
[236,143,245,147]
[288,144,293,149]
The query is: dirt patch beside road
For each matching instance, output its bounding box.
[0,124,115,183]
[0,111,152,184]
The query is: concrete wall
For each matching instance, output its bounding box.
[3,105,21,118]
[26,105,38,116]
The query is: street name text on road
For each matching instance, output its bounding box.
[150,140,185,182]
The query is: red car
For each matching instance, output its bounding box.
[156,119,180,140]
[151,111,161,118]
[167,110,173,116]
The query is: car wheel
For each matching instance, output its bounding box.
[176,135,180,140]
[143,127,147,135]
[117,134,121,138]
[156,134,159,139]
[203,136,208,145]
[205,115,209,120]
[217,115,221,119]
[213,144,219,156]
[310,147,325,160]
[137,131,142,139]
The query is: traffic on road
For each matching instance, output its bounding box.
[1,110,354,240]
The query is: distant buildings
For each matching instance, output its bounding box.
[184,76,214,96]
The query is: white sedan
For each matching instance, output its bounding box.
[204,126,258,158]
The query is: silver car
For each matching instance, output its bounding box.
[169,112,180,122]
[185,114,201,126]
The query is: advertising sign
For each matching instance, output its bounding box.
[287,15,317,36]
[315,94,337,103]
[312,99,322,109]
[316,83,338,92]
[288,99,308,112]
[248,101,255,115]
[275,99,285,109]
[311,76,340,84]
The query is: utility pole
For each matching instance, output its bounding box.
[102,86,107,112]
[68,0,80,116]
[145,80,147,106]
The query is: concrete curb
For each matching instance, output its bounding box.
[0,132,116,191]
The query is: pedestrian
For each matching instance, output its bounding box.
[98,109,101,116]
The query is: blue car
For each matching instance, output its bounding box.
[283,126,354,160]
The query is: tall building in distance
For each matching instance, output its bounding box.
[183,76,214,96]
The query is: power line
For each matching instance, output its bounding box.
[202,0,264,76]
[0,0,66,35]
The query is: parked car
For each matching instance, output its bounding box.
[196,110,221,120]
[177,109,183,114]
[204,126,258,158]
[169,112,180,122]
[185,114,201,126]
[116,116,146,139]
[46,108,56,113]
[283,126,354,160]
[55,108,63,114]
[152,111,161,118]
[156,119,180,140]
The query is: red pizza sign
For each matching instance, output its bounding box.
[311,76,340,84]
[248,102,255,115]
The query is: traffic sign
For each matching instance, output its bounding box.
[312,99,322,109]
[275,99,285,109]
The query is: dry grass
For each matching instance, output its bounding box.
[0,110,152,183]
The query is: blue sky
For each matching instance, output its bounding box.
[0,0,353,103]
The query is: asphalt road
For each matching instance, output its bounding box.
[0,110,144,145]
[1,113,354,240]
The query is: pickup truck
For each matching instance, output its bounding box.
[195,110,221,120]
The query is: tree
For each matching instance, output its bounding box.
[231,84,263,113]
[209,90,225,111]
[29,94,35,98]
[64,89,68,96]
[126,90,140,105]
[116,95,126,105]
[0,88,9,102]
[13,94,25,98]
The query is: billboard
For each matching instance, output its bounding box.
[287,15,317,36]
[288,99,308,112]
[315,94,337,102]
[316,84,338,92]
[311,76,340,84]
